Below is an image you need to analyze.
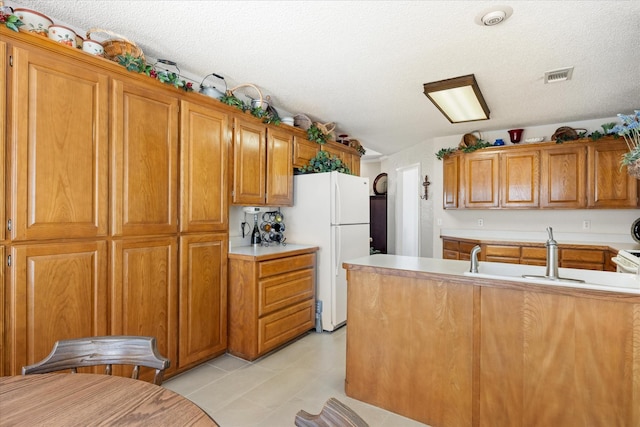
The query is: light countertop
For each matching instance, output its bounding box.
[343,254,640,295]
[228,244,318,261]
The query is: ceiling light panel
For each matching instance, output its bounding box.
[423,74,490,123]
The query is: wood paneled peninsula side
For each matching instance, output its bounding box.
[343,255,640,427]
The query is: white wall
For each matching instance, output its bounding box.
[359,161,382,195]
[382,116,639,258]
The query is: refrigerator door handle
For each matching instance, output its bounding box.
[334,227,341,277]
[333,180,341,225]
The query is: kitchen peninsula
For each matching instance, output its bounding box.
[343,255,640,427]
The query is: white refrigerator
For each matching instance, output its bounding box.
[282,171,370,331]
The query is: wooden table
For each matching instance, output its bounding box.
[0,373,218,426]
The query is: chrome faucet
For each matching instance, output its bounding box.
[470,245,481,273]
[544,227,559,279]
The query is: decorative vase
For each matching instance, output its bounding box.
[508,128,524,143]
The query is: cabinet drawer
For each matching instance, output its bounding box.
[485,256,520,264]
[443,239,459,251]
[484,245,520,258]
[443,250,459,260]
[259,253,316,278]
[258,299,314,355]
[560,261,604,271]
[521,247,546,260]
[258,269,314,317]
[459,242,478,255]
[561,249,604,264]
[521,259,546,266]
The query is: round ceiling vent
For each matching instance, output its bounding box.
[481,10,506,26]
[474,6,513,26]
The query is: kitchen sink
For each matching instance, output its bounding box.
[463,262,640,292]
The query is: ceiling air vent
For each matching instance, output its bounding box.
[544,67,574,84]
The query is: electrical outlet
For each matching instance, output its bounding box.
[477,218,484,227]
[582,220,591,230]
[436,218,442,226]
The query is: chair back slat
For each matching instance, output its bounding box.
[22,336,170,385]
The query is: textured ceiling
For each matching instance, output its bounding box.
[7,0,640,159]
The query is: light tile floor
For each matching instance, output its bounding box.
[164,327,428,426]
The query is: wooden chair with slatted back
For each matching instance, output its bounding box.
[295,397,370,427]
[21,336,171,385]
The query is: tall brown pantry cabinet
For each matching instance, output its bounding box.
[1,28,228,378]
[0,40,6,375]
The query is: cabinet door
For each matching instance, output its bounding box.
[266,128,293,206]
[322,143,353,173]
[463,152,499,208]
[0,245,4,376]
[180,101,229,232]
[1,40,5,243]
[500,150,539,208]
[588,142,638,208]
[178,234,227,368]
[9,44,109,241]
[292,136,320,169]
[6,241,107,375]
[232,118,266,205]
[540,145,586,208]
[111,79,179,236]
[443,155,460,208]
[111,237,178,379]
[351,154,361,176]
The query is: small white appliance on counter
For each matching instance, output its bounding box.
[612,249,640,274]
[281,171,370,331]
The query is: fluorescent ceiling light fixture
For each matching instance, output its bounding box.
[423,74,490,123]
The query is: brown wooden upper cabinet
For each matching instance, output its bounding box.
[232,117,294,206]
[9,42,109,241]
[322,142,361,176]
[292,135,362,176]
[111,79,179,236]
[462,152,499,208]
[500,149,540,208]
[292,135,320,169]
[180,100,229,232]
[444,139,638,209]
[588,141,638,208]
[443,155,460,209]
[540,145,587,208]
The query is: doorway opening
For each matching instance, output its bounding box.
[395,164,420,256]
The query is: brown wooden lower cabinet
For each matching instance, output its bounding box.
[560,247,605,270]
[519,246,546,265]
[442,238,477,261]
[178,234,228,369]
[110,237,178,380]
[228,247,317,361]
[5,241,108,375]
[482,244,520,264]
[443,237,614,271]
